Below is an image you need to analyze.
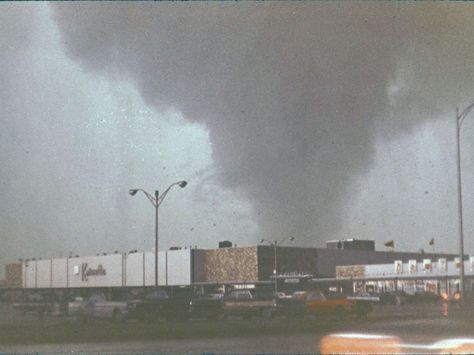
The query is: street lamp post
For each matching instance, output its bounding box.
[260,236,295,296]
[456,103,474,304]
[129,180,187,288]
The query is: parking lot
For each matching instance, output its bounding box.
[0,301,469,346]
[2,301,474,353]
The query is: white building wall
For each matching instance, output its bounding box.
[25,260,37,288]
[125,253,145,287]
[159,251,166,285]
[143,251,167,286]
[144,252,155,286]
[36,260,52,288]
[51,258,67,288]
[21,248,194,289]
[167,249,192,286]
[67,254,123,288]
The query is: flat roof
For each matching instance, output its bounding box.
[326,239,374,242]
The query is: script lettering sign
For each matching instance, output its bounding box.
[81,263,107,282]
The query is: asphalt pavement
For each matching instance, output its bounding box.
[1,302,473,353]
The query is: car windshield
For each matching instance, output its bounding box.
[326,292,345,300]
[88,293,106,302]
[145,290,169,300]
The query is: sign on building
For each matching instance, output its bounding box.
[81,263,106,282]
[438,258,447,272]
[336,265,366,279]
[394,260,402,274]
[455,257,461,269]
[423,259,432,272]
[408,260,417,274]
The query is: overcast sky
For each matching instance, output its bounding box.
[2,2,474,274]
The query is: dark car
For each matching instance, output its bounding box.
[127,289,190,322]
[13,292,67,320]
[407,291,440,304]
[378,291,440,305]
[378,292,398,305]
[188,293,224,320]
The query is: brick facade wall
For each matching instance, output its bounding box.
[5,263,22,288]
[193,247,258,283]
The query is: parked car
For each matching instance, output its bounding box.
[189,290,278,320]
[348,292,381,303]
[294,290,372,318]
[378,292,398,305]
[440,291,461,302]
[387,291,440,304]
[188,293,225,320]
[407,291,441,304]
[275,292,292,299]
[126,289,191,322]
[68,293,129,322]
[13,293,67,320]
[221,290,277,319]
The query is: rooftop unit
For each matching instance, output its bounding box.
[326,239,375,252]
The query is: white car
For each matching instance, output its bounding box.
[68,293,129,322]
[347,292,380,302]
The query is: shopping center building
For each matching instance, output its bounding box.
[1,239,463,297]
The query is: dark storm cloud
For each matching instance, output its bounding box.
[50,2,474,244]
[0,4,225,266]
